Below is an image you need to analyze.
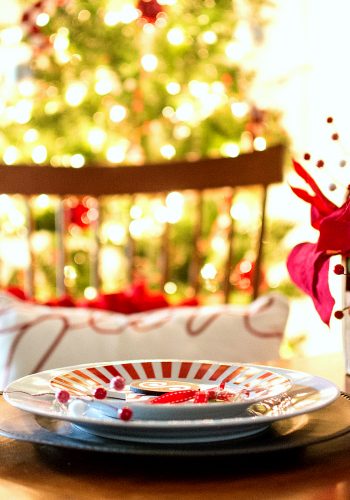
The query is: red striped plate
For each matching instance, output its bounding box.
[49,360,292,420]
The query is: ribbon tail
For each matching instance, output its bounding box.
[289,185,332,214]
[292,160,338,215]
[287,242,335,325]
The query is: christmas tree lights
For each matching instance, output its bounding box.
[0,0,284,167]
[0,0,288,301]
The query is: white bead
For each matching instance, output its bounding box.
[68,399,88,417]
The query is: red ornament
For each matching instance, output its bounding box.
[250,106,265,124]
[137,0,163,24]
[21,0,51,51]
[6,286,28,301]
[45,294,76,308]
[67,200,90,228]
[232,259,265,293]
[21,11,31,23]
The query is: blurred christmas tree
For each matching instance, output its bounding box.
[1,0,284,165]
[0,0,290,302]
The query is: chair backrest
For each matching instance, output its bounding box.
[0,144,284,303]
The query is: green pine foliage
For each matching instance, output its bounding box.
[2,0,284,164]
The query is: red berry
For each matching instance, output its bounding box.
[332,133,339,140]
[316,160,324,168]
[93,387,107,400]
[110,376,125,391]
[56,389,70,404]
[334,310,344,320]
[334,264,345,275]
[118,406,133,421]
[327,116,333,123]
[303,153,311,160]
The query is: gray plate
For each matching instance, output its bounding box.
[0,393,349,457]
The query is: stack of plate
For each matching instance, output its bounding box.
[2,359,340,448]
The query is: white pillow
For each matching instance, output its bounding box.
[0,291,289,389]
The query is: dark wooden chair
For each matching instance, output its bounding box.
[0,145,284,303]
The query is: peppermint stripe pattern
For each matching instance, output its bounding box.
[50,360,292,399]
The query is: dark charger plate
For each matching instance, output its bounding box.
[0,393,350,457]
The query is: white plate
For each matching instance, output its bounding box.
[3,361,339,444]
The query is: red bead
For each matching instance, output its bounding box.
[331,133,339,140]
[194,391,209,404]
[334,310,344,320]
[303,153,311,161]
[334,264,345,275]
[316,160,324,168]
[56,389,70,404]
[326,116,333,123]
[118,406,133,421]
[110,376,125,391]
[93,387,107,400]
[137,0,163,24]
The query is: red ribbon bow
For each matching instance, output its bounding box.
[148,386,250,405]
[287,160,350,325]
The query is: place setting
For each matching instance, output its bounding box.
[0,358,348,457]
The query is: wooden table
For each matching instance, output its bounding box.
[0,353,350,500]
